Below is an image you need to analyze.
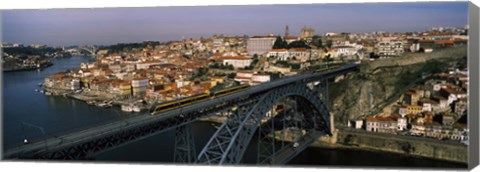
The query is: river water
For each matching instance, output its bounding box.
[2,56,467,169]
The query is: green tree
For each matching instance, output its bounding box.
[419,47,425,53]
[287,40,309,49]
[311,35,323,48]
[326,40,333,48]
[273,36,287,49]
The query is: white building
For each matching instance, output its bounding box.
[331,46,357,58]
[70,79,80,90]
[132,78,148,87]
[234,72,271,86]
[251,74,271,85]
[247,36,276,56]
[418,99,433,112]
[397,117,407,131]
[288,48,311,61]
[234,71,254,83]
[222,56,252,69]
[375,40,405,58]
[136,61,162,70]
[267,49,289,60]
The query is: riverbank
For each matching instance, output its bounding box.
[3,61,53,72]
[333,128,468,164]
[199,115,468,165]
[45,88,148,112]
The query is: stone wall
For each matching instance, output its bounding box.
[362,46,467,72]
[334,129,468,164]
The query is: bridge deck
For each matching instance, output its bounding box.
[4,64,358,159]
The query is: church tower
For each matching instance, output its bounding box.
[284,25,289,38]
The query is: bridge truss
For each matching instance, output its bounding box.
[195,80,331,165]
[5,64,357,165]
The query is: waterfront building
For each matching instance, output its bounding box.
[119,81,132,99]
[366,116,397,133]
[397,116,408,131]
[132,77,149,97]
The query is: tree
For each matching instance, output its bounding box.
[419,47,425,53]
[326,40,333,48]
[228,64,234,70]
[369,52,379,59]
[311,35,323,48]
[227,73,236,78]
[325,54,332,62]
[273,36,287,49]
[287,40,309,49]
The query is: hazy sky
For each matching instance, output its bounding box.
[1,2,469,46]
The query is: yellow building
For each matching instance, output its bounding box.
[119,82,132,98]
[406,105,423,115]
[210,77,224,88]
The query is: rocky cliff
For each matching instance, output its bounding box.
[330,46,468,126]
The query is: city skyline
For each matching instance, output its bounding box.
[2,2,469,46]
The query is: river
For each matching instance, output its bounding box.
[2,56,467,169]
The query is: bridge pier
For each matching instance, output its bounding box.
[173,125,196,163]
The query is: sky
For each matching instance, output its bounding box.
[1,2,469,46]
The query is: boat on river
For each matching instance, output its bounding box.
[121,104,133,112]
[96,101,113,108]
[132,105,141,112]
[86,100,96,105]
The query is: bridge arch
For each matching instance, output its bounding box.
[78,47,96,56]
[197,82,330,165]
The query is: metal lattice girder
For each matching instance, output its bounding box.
[5,64,357,160]
[174,125,196,163]
[257,95,325,164]
[197,82,330,165]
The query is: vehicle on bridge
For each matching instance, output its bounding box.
[314,63,343,73]
[149,84,251,115]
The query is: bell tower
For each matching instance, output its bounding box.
[284,25,289,38]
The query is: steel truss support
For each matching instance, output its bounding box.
[6,64,356,160]
[197,82,330,165]
[174,125,196,163]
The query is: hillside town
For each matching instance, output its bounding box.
[348,67,469,143]
[38,25,469,117]
[1,44,70,72]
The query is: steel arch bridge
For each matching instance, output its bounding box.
[196,81,330,165]
[4,64,357,165]
[78,46,96,56]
